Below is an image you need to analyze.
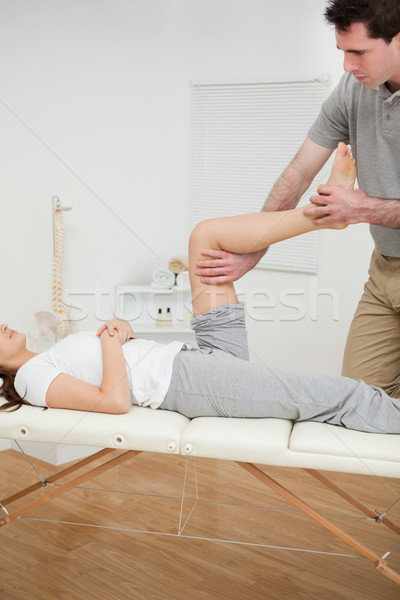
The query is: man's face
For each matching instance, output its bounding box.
[336,22,400,90]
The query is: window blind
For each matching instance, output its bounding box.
[187,77,333,274]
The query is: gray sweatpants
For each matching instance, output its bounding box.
[161,303,400,434]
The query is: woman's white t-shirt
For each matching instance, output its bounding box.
[14,332,183,409]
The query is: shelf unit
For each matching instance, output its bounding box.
[115,285,194,336]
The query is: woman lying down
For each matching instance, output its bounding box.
[1,144,399,434]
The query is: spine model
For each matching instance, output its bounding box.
[52,196,72,338]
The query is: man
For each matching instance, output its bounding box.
[195,0,400,397]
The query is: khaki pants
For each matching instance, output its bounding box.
[342,250,400,398]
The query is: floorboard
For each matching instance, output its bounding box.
[1,449,399,599]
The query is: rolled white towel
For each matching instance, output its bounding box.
[151,268,175,289]
[175,270,190,290]
[168,255,188,274]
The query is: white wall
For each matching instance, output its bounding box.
[0,0,374,377]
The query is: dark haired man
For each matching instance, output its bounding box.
[195,0,400,398]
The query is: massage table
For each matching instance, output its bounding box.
[1,403,400,586]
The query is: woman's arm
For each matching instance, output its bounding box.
[46,320,133,413]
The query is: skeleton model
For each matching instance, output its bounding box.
[29,197,74,350]
[52,196,73,337]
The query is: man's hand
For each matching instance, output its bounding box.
[97,318,137,344]
[195,248,266,285]
[305,185,371,225]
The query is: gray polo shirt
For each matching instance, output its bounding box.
[308,72,400,257]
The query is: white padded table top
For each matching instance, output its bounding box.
[0,404,189,455]
[0,403,399,477]
[181,417,400,477]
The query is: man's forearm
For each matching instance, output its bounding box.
[262,137,333,213]
[362,196,400,228]
[262,159,313,213]
[259,154,313,258]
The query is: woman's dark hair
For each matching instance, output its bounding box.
[325,0,400,44]
[0,367,32,412]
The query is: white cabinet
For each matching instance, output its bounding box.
[115,285,194,339]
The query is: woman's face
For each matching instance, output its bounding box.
[0,324,27,368]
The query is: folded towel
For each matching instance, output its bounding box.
[168,255,188,274]
[175,270,190,290]
[151,268,175,289]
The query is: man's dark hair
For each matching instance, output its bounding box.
[325,0,400,44]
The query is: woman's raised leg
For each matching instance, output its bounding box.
[189,142,356,316]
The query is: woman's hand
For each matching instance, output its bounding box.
[96,318,137,344]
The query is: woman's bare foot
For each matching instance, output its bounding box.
[305,143,356,230]
[327,142,356,190]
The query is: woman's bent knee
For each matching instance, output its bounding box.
[189,219,220,252]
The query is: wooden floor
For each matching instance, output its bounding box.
[1,448,400,600]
